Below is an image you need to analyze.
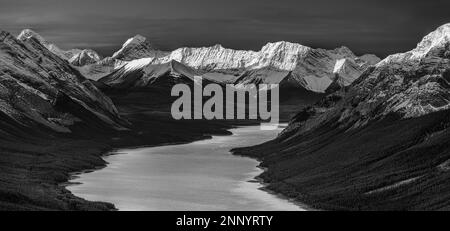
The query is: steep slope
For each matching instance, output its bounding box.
[325,58,369,92]
[76,57,126,81]
[68,49,101,66]
[234,67,291,86]
[0,30,135,210]
[332,58,365,86]
[17,29,82,61]
[233,23,450,210]
[159,43,378,93]
[0,31,127,135]
[0,31,240,210]
[17,29,102,67]
[104,38,379,93]
[78,35,166,79]
[18,30,379,92]
[99,59,200,89]
[230,45,379,93]
[359,54,381,65]
[112,35,169,61]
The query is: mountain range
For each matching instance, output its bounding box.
[100,39,380,93]
[18,29,380,93]
[0,22,449,210]
[0,31,127,138]
[233,23,450,210]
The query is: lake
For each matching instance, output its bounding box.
[67,125,305,211]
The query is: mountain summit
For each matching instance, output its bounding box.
[287,22,450,134]
[17,29,82,60]
[379,23,450,66]
[233,22,450,211]
[16,30,381,93]
[0,30,127,134]
[17,29,101,66]
[111,34,166,61]
[101,39,380,93]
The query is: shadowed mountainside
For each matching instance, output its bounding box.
[233,23,450,210]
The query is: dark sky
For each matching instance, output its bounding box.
[1,0,449,58]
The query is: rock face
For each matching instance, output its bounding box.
[76,57,126,81]
[15,29,380,93]
[69,49,101,66]
[17,29,102,67]
[359,54,382,65]
[99,60,200,89]
[112,35,169,61]
[285,23,450,134]
[0,31,127,135]
[98,39,380,93]
[17,29,83,60]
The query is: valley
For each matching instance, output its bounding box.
[234,23,450,210]
[0,22,449,211]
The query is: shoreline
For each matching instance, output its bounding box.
[60,133,219,211]
[234,151,314,211]
[64,124,308,211]
[253,166,313,211]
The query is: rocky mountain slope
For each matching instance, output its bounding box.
[286,23,450,133]
[233,23,450,210]
[111,35,169,61]
[99,59,201,89]
[17,29,102,67]
[1,29,239,210]
[69,49,101,66]
[17,30,379,93]
[83,35,380,93]
[0,31,127,136]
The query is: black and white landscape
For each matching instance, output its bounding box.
[0,0,450,211]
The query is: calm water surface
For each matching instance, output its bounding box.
[67,125,304,211]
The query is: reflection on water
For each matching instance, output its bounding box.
[67,125,304,211]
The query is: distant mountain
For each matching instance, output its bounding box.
[99,59,201,89]
[111,35,169,61]
[0,30,127,137]
[17,29,81,60]
[69,49,101,66]
[16,29,380,93]
[222,44,378,93]
[298,22,450,131]
[95,39,380,93]
[233,23,450,210]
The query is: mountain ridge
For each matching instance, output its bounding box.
[0,30,127,134]
[96,37,380,93]
[232,22,450,211]
[17,29,102,66]
[15,30,380,93]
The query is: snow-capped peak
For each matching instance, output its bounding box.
[331,58,364,86]
[80,49,101,60]
[260,41,310,56]
[411,23,450,59]
[69,49,101,66]
[123,34,147,48]
[122,57,155,72]
[378,23,450,66]
[17,29,85,61]
[103,39,376,93]
[17,29,49,46]
[112,34,155,60]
